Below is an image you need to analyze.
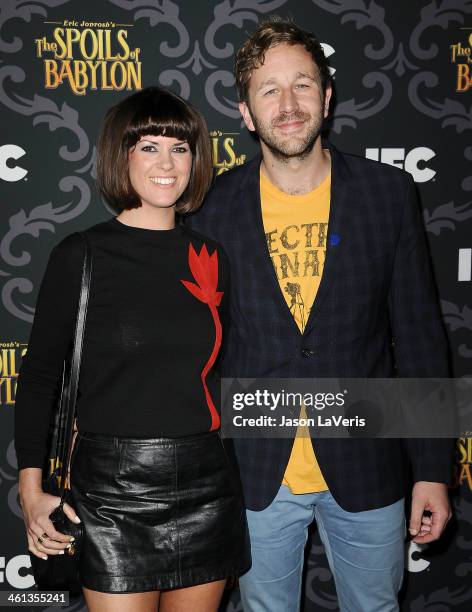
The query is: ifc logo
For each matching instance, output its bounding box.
[458,249,471,282]
[0,145,27,182]
[365,148,436,183]
[0,555,34,589]
[406,542,431,573]
[321,43,336,77]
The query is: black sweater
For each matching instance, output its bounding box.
[14,218,229,470]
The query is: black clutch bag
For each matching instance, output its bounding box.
[30,232,92,595]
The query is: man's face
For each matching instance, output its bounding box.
[239,43,331,160]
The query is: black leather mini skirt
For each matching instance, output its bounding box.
[70,430,251,593]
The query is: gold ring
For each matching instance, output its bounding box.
[37,535,44,545]
[37,533,48,545]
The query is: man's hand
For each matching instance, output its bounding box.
[409,481,452,544]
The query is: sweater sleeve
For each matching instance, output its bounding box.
[14,233,85,470]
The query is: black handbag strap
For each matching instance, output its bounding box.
[58,232,92,499]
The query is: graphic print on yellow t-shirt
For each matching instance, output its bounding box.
[260,169,330,494]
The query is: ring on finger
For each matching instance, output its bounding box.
[37,533,48,545]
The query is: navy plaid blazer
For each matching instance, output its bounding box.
[187,143,452,512]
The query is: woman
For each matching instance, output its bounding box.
[15,86,250,612]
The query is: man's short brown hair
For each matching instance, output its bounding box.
[234,17,331,103]
[97,86,213,214]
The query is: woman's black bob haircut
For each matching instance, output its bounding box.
[97,86,213,214]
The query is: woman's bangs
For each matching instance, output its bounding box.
[125,97,196,149]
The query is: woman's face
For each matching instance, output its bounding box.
[128,135,193,210]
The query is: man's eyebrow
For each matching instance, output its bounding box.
[256,77,278,92]
[295,71,316,81]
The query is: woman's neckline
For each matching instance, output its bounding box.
[110,217,184,239]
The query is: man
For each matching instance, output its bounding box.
[188,18,452,612]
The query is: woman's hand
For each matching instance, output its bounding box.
[19,468,80,560]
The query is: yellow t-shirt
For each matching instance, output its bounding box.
[260,169,330,493]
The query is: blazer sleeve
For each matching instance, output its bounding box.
[14,233,84,470]
[388,174,453,484]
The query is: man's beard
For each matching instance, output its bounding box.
[248,107,324,162]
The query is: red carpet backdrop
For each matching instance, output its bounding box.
[1,1,471,610]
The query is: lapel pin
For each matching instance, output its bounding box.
[329,234,341,247]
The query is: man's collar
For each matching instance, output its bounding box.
[240,139,352,190]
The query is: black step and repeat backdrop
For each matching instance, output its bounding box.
[1,1,471,610]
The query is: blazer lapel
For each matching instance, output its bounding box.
[237,144,353,339]
[303,143,352,336]
[238,155,303,337]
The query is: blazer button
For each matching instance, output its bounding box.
[301,349,314,358]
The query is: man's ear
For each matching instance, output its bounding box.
[323,85,332,118]
[239,101,256,132]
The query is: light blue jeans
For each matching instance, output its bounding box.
[239,485,405,612]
